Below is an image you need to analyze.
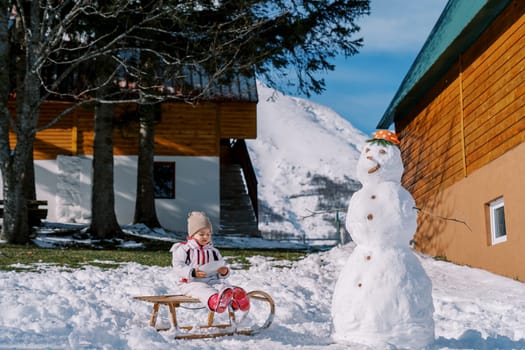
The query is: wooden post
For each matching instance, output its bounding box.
[336,210,344,244]
[207,311,215,327]
[168,303,177,328]
[149,303,160,327]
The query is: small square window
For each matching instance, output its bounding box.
[154,162,175,199]
[489,197,506,245]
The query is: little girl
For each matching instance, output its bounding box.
[170,211,250,313]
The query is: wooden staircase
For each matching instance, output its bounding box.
[220,140,259,236]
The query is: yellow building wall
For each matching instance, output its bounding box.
[415,141,525,281]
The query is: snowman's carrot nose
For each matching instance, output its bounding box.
[368,163,381,174]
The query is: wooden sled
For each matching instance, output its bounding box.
[133,290,275,339]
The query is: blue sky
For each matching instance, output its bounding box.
[301,0,448,136]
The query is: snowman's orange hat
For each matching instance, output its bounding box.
[367,129,400,145]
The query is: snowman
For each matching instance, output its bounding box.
[332,130,435,349]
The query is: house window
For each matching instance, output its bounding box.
[489,197,506,245]
[154,162,175,199]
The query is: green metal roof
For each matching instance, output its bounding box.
[376,0,513,129]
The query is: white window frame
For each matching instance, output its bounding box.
[489,197,507,245]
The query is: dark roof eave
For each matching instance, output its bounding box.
[377,0,512,130]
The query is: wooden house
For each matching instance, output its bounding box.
[3,75,259,236]
[377,0,525,280]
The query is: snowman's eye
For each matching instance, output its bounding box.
[379,149,386,154]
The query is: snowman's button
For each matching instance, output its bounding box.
[367,213,373,220]
[358,283,362,288]
[371,195,376,199]
[366,255,371,261]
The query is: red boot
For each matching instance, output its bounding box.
[232,287,250,312]
[208,288,233,313]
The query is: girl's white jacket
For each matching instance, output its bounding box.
[170,238,230,286]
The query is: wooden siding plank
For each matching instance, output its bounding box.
[403,128,462,183]
[467,129,525,174]
[398,64,460,138]
[460,5,525,162]
[466,107,525,171]
[219,103,257,139]
[403,144,464,201]
[400,83,459,164]
[463,48,525,134]
[398,68,464,203]
[409,157,464,200]
[464,75,525,171]
[401,81,461,178]
[465,89,525,152]
[462,27,525,108]
[155,102,219,156]
[35,102,76,159]
[461,2,525,103]
[403,137,463,186]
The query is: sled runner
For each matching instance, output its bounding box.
[133,290,275,339]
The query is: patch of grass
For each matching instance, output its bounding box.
[0,244,306,272]
[0,244,171,271]
[222,248,304,266]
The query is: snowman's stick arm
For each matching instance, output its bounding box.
[413,206,472,232]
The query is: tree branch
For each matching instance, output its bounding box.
[413,206,472,232]
[299,208,345,220]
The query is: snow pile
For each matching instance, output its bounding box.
[248,82,368,239]
[1,243,525,349]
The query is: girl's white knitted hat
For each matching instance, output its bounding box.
[187,211,212,236]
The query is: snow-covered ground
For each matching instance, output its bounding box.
[1,234,524,350]
[1,81,524,350]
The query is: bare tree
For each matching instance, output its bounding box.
[0,0,370,243]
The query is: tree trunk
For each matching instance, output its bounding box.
[0,82,38,244]
[0,2,40,243]
[89,98,123,239]
[0,1,12,241]
[23,151,36,200]
[133,104,161,228]
[1,169,31,244]
[88,56,122,239]
[24,146,41,228]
